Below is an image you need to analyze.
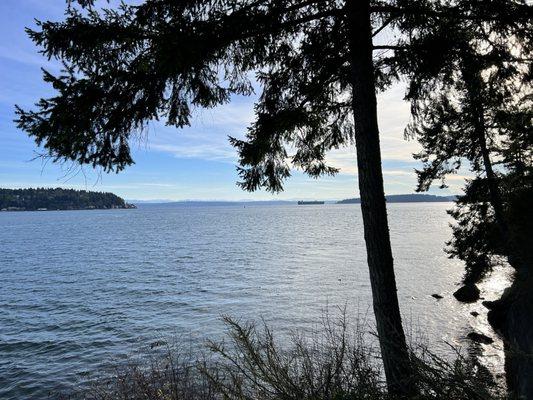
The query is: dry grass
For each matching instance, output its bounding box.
[71,310,504,400]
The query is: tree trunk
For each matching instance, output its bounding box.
[347,0,415,396]
[463,65,510,247]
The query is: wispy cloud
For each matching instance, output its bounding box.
[150,143,236,162]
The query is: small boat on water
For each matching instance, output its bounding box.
[297,201,325,205]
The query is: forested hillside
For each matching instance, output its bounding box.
[0,188,135,211]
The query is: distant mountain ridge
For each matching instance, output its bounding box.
[337,194,456,204]
[0,188,136,211]
[131,195,454,206]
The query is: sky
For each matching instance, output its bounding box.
[0,1,466,201]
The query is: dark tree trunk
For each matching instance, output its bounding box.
[463,66,510,248]
[347,0,415,396]
[477,123,509,235]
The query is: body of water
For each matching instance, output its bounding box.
[0,203,505,398]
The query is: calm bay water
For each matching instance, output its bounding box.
[0,203,504,398]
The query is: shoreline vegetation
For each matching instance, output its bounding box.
[72,312,504,400]
[0,188,136,212]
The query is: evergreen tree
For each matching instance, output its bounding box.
[399,1,532,280]
[0,188,130,210]
[15,0,530,394]
[398,3,532,395]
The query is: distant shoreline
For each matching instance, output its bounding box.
[131,194,456,206]
[337,194,456,204]
[0,206,136,212]
[1,189,456,211]
[0,188,136,212]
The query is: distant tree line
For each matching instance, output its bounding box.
[0,188,133,211]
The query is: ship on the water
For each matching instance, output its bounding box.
[297,201,325,205]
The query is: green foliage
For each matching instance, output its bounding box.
[447,174,533,283]
[402,13,532,189]
[447,181,505,284]
[0,187,130,211]
[17,0,530,192]
[397,0,533,283]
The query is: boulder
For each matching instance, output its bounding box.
[453,284,480,303]
[431,293,443,300]
[467,332,494,345]
[482,300,496,310]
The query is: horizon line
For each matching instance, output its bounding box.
[128,193,458,204]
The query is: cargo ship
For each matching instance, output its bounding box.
[297,201,325,205]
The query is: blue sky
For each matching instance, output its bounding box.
[0,1,464,201]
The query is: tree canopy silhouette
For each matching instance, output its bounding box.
[401,0,532,276]
[0,187,132,211]
[400,3,532,396]
[16,0,532,395]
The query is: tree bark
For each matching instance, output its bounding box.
[347,0,415,396]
